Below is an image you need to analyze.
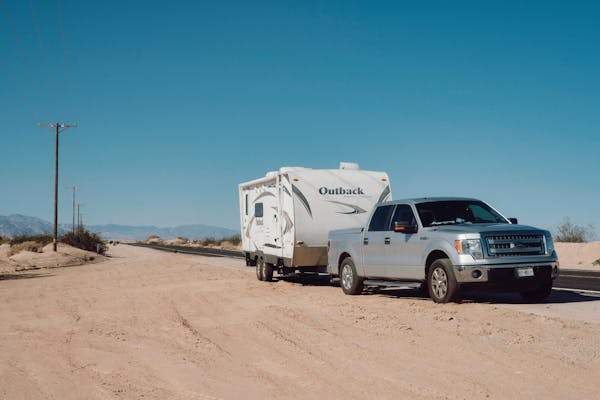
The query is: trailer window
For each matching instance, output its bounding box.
[255,203,264,218]
[245,194,248,215]
[368,205,394,231]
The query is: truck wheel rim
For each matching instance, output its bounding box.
[341,264,353,290]
[431,267,448,299]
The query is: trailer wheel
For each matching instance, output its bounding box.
[263,263,274,282]
[340,257,363,295]
[427,258,459,303]
[256,258,264,281]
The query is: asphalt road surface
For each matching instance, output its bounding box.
[128,243,600,293]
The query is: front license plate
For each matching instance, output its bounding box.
[516,267,534,278]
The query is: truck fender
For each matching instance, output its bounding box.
[422,241,457,272]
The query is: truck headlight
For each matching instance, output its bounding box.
[455,239,483,260]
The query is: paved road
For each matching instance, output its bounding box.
[555,270,600,292]
[128,243,600,293]
[128,242,244,259]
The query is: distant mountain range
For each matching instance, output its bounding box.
[87,223,238,241]
[0,214,55,238]
[0,214,238,241]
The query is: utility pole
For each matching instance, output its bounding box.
[39,122,77,251]
[77,203,81,231]
[69,185,77,233]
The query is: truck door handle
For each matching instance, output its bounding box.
[384,237,391,245]
[363,238,369,245]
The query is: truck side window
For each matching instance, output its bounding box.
[255,203,263,218]
[390,204,417,229]
[368,205,394,231]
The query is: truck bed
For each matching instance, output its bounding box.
[327,227,363,275]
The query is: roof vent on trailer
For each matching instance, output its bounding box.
[266,171,278,178]
[339,162,360,170]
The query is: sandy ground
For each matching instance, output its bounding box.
[556,241,600,270]
[0,242,104,273]
[1,245,599,400]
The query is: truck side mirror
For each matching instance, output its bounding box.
[394,222,417,234]
[508,218,518,224]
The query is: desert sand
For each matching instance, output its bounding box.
[0,242,103,273]
[556,241,600,269]
[1,244,599,400]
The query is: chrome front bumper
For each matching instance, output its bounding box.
[453,262,559,283]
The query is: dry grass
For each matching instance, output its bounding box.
[9,234,53,246]
[7,241,46,256]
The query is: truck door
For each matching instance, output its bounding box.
[385,204,423,280]
[362,205,395,278]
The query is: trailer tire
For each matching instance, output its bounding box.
[263,263,274,282]
[427,258,460,303]
[256,258,264,281]
[340,257,363,295]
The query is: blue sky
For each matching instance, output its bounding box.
[1,1,599,233]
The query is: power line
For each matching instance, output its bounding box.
[28,0,45,60]
[39,122,77,252]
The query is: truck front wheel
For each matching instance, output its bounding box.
[340,257,363,295]
[428,259,460,303]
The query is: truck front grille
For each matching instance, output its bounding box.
[484,233,545,258]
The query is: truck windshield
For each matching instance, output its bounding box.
[415,200,508,227]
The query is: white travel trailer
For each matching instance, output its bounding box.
[239,162,391,281]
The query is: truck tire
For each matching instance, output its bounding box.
[520,280,552,302]
[263,263,275,282]
[256,258,264,281]
[340,257,363,295]
[427,258,460,303]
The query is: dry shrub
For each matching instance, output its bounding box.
[61,229,106,255]
[9,234,53,246]
[8,241,46,256]
[202,237,218,246]
[224,234,241,246]
[555,217,595,243]
[7,234,53,256]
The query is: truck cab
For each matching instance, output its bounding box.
[327,197,559,303]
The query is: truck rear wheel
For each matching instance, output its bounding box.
[340,257,363,295]
[428,258,459,303]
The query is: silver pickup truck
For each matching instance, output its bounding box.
[327,197,559,303]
